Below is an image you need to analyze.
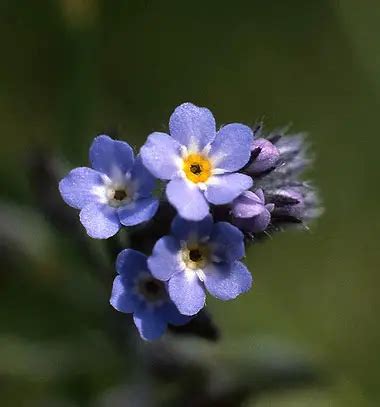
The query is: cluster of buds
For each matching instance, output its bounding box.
[59,103,321,340]
[232,125,322,237]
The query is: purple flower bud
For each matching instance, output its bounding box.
[231,189,274,233]
[245,138,280,174]
[265,185,322,224]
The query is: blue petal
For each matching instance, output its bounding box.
[79,202,120,239]
[116,249,147,280]
[130,155,156,197]
[160,302,193,326]
[209,123,253,171]
[59,167,104,209]
[133,308,167,341]
[166,178,209,221]
[110,275,140,313]
[203,261,252,301]
[89,135,134,177]
[168,270,206,316]
[171,214,213,242]
[169,102,216,150]
[118,197,159,226]
[209,222,245,262]
[148,236,183,281]
[140,132,181,180]
[204,173,253,205]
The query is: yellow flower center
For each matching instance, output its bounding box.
[183,153,212,183]
[182,244,210,270]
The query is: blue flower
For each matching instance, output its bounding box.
[231,189,274,233]
[140,103,254,221]
[59,135,159,239]
[110,249,191,341]
[147,215,252,316]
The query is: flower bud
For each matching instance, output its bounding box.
[245,138,280,175]
[231,189,274,233]
[265,185,321,223]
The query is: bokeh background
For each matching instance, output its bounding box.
[1,0,379,406]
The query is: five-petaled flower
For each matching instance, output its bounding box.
[147,215,253,316]
[140,102,254,221]
[110,249,191,340]
[59,135,159,239]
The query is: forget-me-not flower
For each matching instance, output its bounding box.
[140,103,254,221]
[147,215,252,316]
[59,135,159,239]
[110,249,191,340]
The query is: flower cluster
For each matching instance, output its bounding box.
[59,103,321,340]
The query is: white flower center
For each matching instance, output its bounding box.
[105,183,133,207]
[92,172,136,208]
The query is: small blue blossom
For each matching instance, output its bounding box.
[147,215,252,316]
[59,135,159,239]
[110,249,191,341]
[140,102,254,221]
[231,189,274,233]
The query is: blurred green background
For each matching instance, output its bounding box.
[1,0,380,405]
